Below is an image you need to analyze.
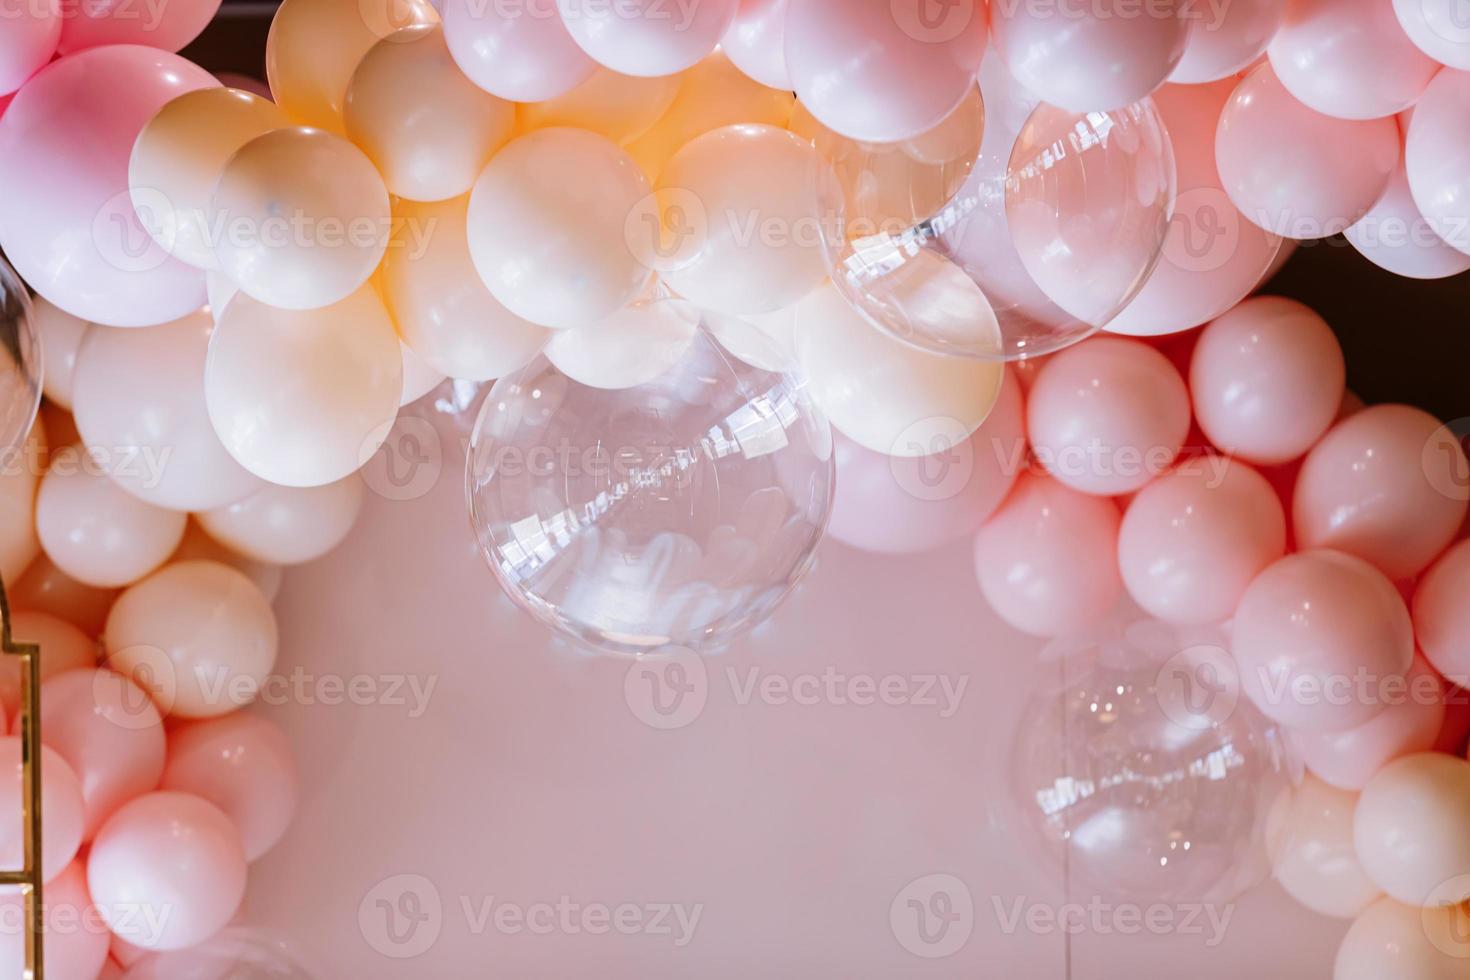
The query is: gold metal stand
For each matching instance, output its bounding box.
[0,574,42,979]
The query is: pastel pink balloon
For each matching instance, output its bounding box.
[1189,296,1346,465]
[0,0,60,94]
[0,46,214,327]
[34,668,166,840]
[0,860,110,980]
[443,0,595,101]
[1106,80,1284,337]
[1353,752,1470,906]
[0,610,98,721]
[162,713,298,861]
[827,369,1025,555]
[1118,457,1287,625]
[11,554,120,637]
[1405,69,1470,256]
[1026,336,1191,496]
[972,472,1123,638]
[1267,775,1382,919]
[58,0,219,53]
[1394,0,1470,70]
[557,0,736,77]
[1232,549,1414,732]
[1346,150,1470,278]
[1268,0,1438,120]
[721,0,790,89]
[0,737,84,883]
[1216,63,1399,239]
[990,0,1190,112]
[89,791,247,950]
[1292,654,1445,790]
[1336,896,1470,980]
[1414,539,1470,683]
[1293,404,1469,581]
[1170,0,1285,83]
[197,475,364,566]
[784,0,987,142]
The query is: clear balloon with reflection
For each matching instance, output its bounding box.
[467,325,833,654]
[123,928,316,979]
[0,256,41,455]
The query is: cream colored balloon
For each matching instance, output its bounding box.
[128,88,290,269]
[1335,898,1470,980]
[378,195,550,381]
[466,128,651,329]
[35,450,186,588]
[197,476,364,566]
[1354,752,1470,907]
[794,280,1003,456]
[205,270,239,320]
[544,291,699,390]
[656,124,829,316]
[204,287,402,488]
[71,312,265,512]
[517,67,680,145]
[1268,775,1381,919]
[103,560,278,719]
[212,127,390,311]
[265,0,438,134]
[170,519,283,604]
[32,297,89,410]
[399,341,444,406]
[345,24,514,202]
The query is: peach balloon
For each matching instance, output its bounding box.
[197,476,364,566]
[558,0,735,76]
[1189,296,1346,465]
[972,473,1123,638]
[0,611,98,721]
[1414,540,1470,682]
[265,0,438,133]
[1170,0,1284,83]
[1026,336,1191,496]
[1335,897,1470,980]
[517,67,680,145]
[399,340,444,406]
[1216,63,1399,238]
[1268,775,1381,919]
[89,791,247,950]
[57,0,219,53]
[1405,69,1470,256]
[35,668,166,840]
[467,128,651,329]
[0,738,84,882]
[204,287,402,488]
[346,24,514,202]
[1268,0,1438,120]
[0,860,110,980]
[104,560,278,719]
[543,292,699,390]
[1354,752,1470,906]
[35,454,186,588]
[171,519,283,604]
[721,0,790,89]
[785,0,986,142]
[1118,457,1287,625]
[72,311,265,512]
[1293,405,1469,581]
[0,0,59,95]
[442,0,594,102]
[1346,151,1470,278]
[794,280,1004,457]
[380,195,551,381]
[1394,0,1470,70]
[162,713,298,861]
[211,127,390,311]
[1233,549,1414,732]
[32,296,89,410]
[128,87,289,270]
[11,555,119,636]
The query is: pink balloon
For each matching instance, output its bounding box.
[1189,296,1345,465]
[1393,0,1470,70]
[0,860,111,980]
[1405,68,1470,256]
[1216,63,1399,239]
[0,0,60,95]
[827,368,1025,555]
[0,737,84,883]
[34,668,166,841]
[784,0,987,142]
[1293,404,1468,581]
[1118,457,1287,625]
[1233,549,1414,732]
[0,610,98,721]
[442,0,596,101]
[1170,0,1285,83]
[1353,752,1470,906]
[11,554,120,637]
[990,0,1189,112]
[1414,539,1470,683]
[89,791,247,950]
[1346,149,1470,278]
[57,0,220,54]
[557,0,736,77]
[1026,336,1191,496]
[721,0,790,89]
[1268,0,1438,120]
[162,713,298,862]
[0,46,214,327]
[972,472,1123,638]
[1106,80,1284,337]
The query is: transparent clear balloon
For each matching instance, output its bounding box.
[466,324,834,655]
[0,254,41,454]
[1009,619,1301,904]
[122,928,317,979]
[804,58,1176,361]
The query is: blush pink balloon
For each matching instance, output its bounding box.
[1405,69,1470,256]
[1232,549,1414,732]
[0,610,98,721]
[721,0,790,89]
[1346,150,1470,278]
[557,0,736,77]
[1414,539,1470,684]
[57,0,220,53]
[0,860,110,980]
[0,737,84,882]
[784,0,987,142]
[11,554,120,637]
[972,472,1123,638]
[162,713,298,861]
[1353,752,1470,906]
[0,46,214,327]
[1216,63,1399,239]
[1293,404,1469,581]
[1170,0,1285,83]
[1026,336,1191,496]
[89,791,247,950]
[1189,296,1346,465]
[827,369,1025,555]
[0,0,60,94]
[442,0,596,101]
[34,668,166,840]
[1267,775,1382,920]
[1118,457,1287,625]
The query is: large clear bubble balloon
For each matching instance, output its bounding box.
[467,324,833,654]
[0,255,41,454]
[809,57,1175,361]
[1009,619,1300,903]
[123,928,316,978]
